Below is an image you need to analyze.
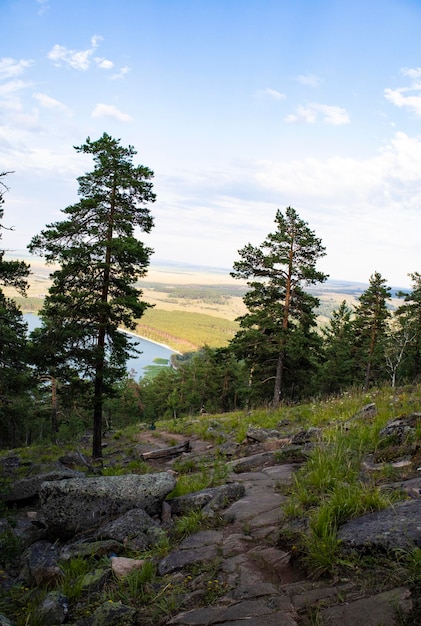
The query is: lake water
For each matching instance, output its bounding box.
[23,313,174,380]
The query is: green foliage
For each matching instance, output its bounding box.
[169,453,229,498]
[352,271,391,390]
[231,206,327,406]
[173,509,205,540]
[28,133,156,458]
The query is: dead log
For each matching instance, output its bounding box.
[142,441,191,460]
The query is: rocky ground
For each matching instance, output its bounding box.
[0,414,420,625]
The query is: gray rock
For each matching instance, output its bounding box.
[40,472,176,537]
[230,452,278,473]
[158,544,219,575]
[158,530,223,575]
[379,413,421,443]
[85,600,136,625]
[80,568,110,592]
[353,403,377,420]
[290,427,322,445]
[60,539,124,561]
[9,516,47,548]
[96,508,164,549]
[246,427,285,442]
[3,469,84,503]
[339,499,421,551]
[170,483,245,515]
[32,591,69,625]
[167,596,296,625]
[320,587,413,626]
[21,540,63,587]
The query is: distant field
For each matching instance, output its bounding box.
[4,258,406,351]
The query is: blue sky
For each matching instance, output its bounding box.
[1,0,421,287]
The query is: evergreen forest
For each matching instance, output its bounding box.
[1,135,421,458]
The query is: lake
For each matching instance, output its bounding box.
[23,313,175,380]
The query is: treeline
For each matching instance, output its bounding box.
[121,269,421,422]
[2,142,421,455]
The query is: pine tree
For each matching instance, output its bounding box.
[321,300,355,393]
[393,272,421,382]
[231,207,327,406]
[352,271,391,390]
[0,172,31,447]
[28,134,156,458]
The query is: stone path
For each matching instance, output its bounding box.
[163,460,413,626]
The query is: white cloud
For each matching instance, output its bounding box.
[110,66,130,80]
[91,103,133,122]
[296,74,322,87]
[37,0,49,15]
[384,67,421,116]
[0,79,31,97]
[47,35,113,72]
[286,103,350,125]
[384,87,421,116]
[0,58,33,80]
[95,57,114,70]
[32,92,72,116]
[256,87,286,100]
[401,67,421,79]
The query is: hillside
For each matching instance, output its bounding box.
[3,258,408,351]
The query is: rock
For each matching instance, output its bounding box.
[32,590,69,625]
[353,403,377,420]
[3,469,84,503]
[8,516,47,548]
[21,540,63,587]
[96,508,160,549]
[339,499,421,552]
[111,556,145,578]
[246,427,284,443]
[320,587,413,626]
[85,600,136,625]
[80,568,110,592]
[170,483,245,515]
[379,413,421,443]
[158,530,223,575]
[230,452,278,473]
[290,427,322,445]
[0,614,14,626]
[40,472,176,537]
[60,539,124,560]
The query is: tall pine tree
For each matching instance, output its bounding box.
[0,171,31,447]
[352,271,391,390]
[231,207,327,406]
[28,134,156,458]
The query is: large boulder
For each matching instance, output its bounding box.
[339,499,421,552]
[3,469,84,503]
[39,472,176,538]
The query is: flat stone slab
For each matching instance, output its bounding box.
[320,587,412,626]
[167,596,297,625]
[338,499,421,551]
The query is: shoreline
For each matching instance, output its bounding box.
[120,328,182,355]
[23,312,183,355]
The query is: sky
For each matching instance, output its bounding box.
[1,0,421,288]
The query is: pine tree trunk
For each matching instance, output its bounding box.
[273,348,285,407]
[92,326,106,459]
